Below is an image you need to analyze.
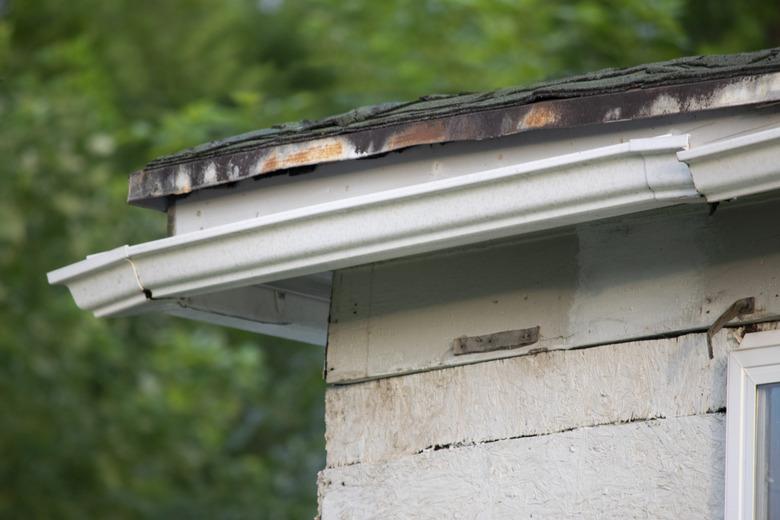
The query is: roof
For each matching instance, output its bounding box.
[129,47,780,209]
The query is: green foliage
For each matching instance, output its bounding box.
[0,0,777,517]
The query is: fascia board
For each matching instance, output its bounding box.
[49,134,696,318]
[678,126,780,201]
[130,69,780,208]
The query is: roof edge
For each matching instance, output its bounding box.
[129,71,780,209]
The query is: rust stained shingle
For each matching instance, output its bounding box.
[130,47,780,208]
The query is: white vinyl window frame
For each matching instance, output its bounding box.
[725,329,780,519]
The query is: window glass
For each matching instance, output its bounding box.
[756,382,780,519]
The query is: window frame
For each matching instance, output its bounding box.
[725,329,780,520]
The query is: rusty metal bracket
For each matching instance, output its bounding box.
[706,297,755,359]
[452,326,540,356]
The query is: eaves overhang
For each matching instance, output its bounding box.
[48,47,780,345]
[51,133,699,342]
[129,47,780,210]
[48,121,780,345]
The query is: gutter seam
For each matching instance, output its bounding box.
[640,152,657,200]
[124,257,151,299]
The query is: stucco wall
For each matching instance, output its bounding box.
[319,332,734,519]
[320,414,726,519]
[319,195,780,519]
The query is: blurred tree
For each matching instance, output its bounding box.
[0,1,328,518]
[0,0,777,517]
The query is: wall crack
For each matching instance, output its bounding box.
[412,409,727,457]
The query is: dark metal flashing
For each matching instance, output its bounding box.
[129,48,780,209]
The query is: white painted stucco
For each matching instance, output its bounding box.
[319,413,726,520]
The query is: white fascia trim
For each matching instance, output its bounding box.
[48,134,696,318]
[678,126,780,202]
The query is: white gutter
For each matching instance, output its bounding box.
[48,134,697,320]
[678,126,780,201]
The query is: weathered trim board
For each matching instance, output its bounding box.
[325,330,735,467]
[326,194,780,383]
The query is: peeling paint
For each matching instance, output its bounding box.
[604,107,622,121]
[385,119,449,150]
[202,162,218,185]
[174,165,192,194]
[258,138,349,174]
[640,93,682,117]
[518,104,561,129]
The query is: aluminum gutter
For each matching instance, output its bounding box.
[678,126,780,201]
[49,133,698,319]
